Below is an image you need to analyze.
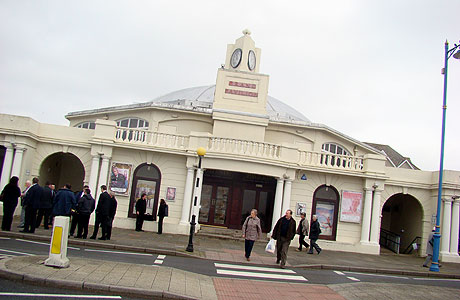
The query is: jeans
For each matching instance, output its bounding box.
[308,238,321,253]
[245,239,255,258]
[298,234,310,250]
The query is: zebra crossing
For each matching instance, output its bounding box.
[214,263,308,282]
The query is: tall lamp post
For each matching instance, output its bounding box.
[186,147,206,252]
[430,40,460,272]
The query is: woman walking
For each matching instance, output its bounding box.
[157,199,168,234]
[1,176,21,231]
[242,209,262,261]
[308,215,322,254]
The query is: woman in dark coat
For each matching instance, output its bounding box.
[308,215,322,254]
[157,199,168,234]
[1,176,21,231]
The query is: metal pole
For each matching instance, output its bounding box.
[186,155,203,252]
[430,41,449,272]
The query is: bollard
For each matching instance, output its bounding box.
[45,216,70,268]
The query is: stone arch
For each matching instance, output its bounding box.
[39,152,85,191]
[380,193,424,254]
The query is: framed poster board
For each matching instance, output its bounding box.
[109,162,132,194]
[296,202,306,216]
[166,187,176,201]
[340,190,363,223]
[316,201,335,237]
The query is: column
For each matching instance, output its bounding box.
[0,145,14,190]
[450,199,460,255]
[88,156,100,198]
[97,156,110,192]
[440,198,452,255]
[369,189,382,244]
[271,178,284,232]
[180,167,195,225]
[360,188,373,244]
[281,179,293,216]
[10,147,25,177]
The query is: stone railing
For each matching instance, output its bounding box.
[115,127,189,149]
[207,137,281,159]
[298,150,364,171]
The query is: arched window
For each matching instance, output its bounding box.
[321,143,352,168]
[128,163,161,221]
[322,143,350,155]
[116,117,149,129]
[311,185,340,241]
[75,121,96,129]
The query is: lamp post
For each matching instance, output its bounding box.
[186,147,206,252]
[430,40,460,272]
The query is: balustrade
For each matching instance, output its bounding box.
[115,127,188,149]
[207,137,280,159]
[299,150,364,171]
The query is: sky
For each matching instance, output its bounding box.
[1,0,460,171]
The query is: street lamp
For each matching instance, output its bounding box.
[430,40,460,272]
[186,147,206,252]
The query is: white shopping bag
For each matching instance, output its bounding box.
[265,238,276,254]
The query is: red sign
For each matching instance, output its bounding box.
[229,81,256,89]
[225,89,258,97]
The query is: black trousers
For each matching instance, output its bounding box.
[70,212,79,235]
[298,234,310,250]
[136,214,144,231]
[105,217,113,240]
[244,239,255,258]
[35,208,52,229]
[90,213,102,238]
[1,204,17,231]
[158,216,164,234]
[24,206,37,233]
[308,238,321,253]
[76,214,91,238]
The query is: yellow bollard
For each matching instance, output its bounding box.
[45,216,70,268]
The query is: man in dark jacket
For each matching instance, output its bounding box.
[308,215,322,254]
[21,177,43,233]
[35,181,54,229]
[75,188,95,239]
[135,193,147,232]
[272,209,296,268]
[90,185,111,240]
[70,185,88,237]
[106,192,118,240]
[52,184,76,217]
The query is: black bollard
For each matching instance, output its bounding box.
[186,215,196,252]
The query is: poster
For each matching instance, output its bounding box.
[296,202,306,216]
[340,190,363,223]
[166,187,176,201]
[109,162,132,194]
[133,179,157,217]
[315,201,335,236]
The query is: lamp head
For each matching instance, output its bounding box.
[197,147,206,157]
[453,50,460,60]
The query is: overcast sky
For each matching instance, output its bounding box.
[1,1,459,172]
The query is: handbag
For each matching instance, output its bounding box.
[265,238,276,254]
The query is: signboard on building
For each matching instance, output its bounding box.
[340,190,363,223]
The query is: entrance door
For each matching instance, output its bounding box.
[198,184,230,226]
[241,189,274,232]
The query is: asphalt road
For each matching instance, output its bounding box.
[1,236,460,289]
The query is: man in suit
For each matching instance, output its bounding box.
[35,181,54,229]
[90,185,111,240]
[21,177,43,233]
[135,193,147,231]
[106,192,118,240]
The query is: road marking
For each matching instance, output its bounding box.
[0,248,35,256]
[157,255,166,259]
[344,271,409,280]
[216,269,308,281]
[84,249,152,256]
[153,259,163,264]
[214,263,296,274]
[346,276,360,281]
[16,238,80,250]
[333,271,345,275]
[0,237,10,240]
[412,277,460,282]
[0,292,121,298]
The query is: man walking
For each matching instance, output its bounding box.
[423,227,436,267]
[90,185,111,240]
[135,193,147,231]
[35,181,54,229]
[21,177,43,233]
[272,209,296,268]
[308,215,322,254]
[296,212,310,252]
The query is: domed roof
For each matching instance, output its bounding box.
[149,85,311,124]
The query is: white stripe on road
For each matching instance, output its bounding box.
[153,259,163,264]
[214,263,296,274]
[0,248,35,256]
[216,269,308,281]
[16,238,80,250]
[84,249,152,256]
[0,293,121,298]
[157,255,166,259]
[0,237,10,240]
[412,277,460,282]
[334,271,345,275]
[346,276,360,281]
[344,271,409,280]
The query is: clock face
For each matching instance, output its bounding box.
[230,48,242,68]
[248,50,256,71]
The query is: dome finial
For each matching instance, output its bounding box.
[242,28,251,36]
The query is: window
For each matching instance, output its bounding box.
[128,163,161,221]
[311,185,340,241]
[321,143,351,168]
[116,117,149,129]
[116,117,149,142]
[75,121,96,130]
[322,143,350,156]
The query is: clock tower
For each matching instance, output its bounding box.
[212,30,269,142]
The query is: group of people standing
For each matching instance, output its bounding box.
[0,176,117,241]
[241,209,322,268]
[135,195,168,234]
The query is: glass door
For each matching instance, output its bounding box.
[198,184,230,226]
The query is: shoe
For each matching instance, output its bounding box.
[307,251,313,254]
[295,249,301,252]
[89,236,96,239]
[423,265,428,268]
[246,257,250,261]
[98,237,106,240]
[19,230,30,233]
[317,249,321,254]
[44,227,49,230]
[280,265,286,269]
[17,225,24,228]
[276,259,280,264]
[75,236,82,239]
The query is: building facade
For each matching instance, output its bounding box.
[1,31,459,261]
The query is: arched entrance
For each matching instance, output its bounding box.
[39,152,85,191]
[380,193,423,254]
[311,185,340,241]
[128,163,161,221]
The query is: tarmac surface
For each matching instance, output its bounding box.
[1,217,460,299]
